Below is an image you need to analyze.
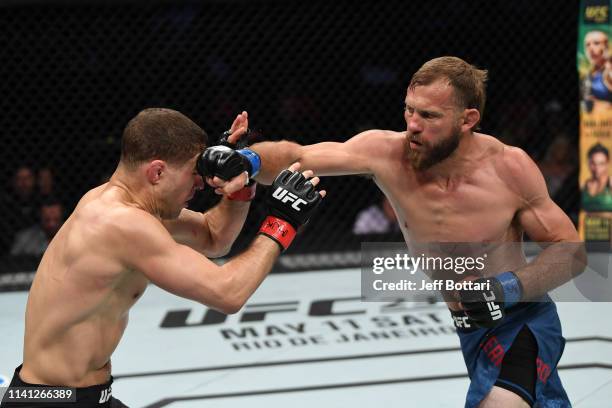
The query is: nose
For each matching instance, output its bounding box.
[407,115,423,134]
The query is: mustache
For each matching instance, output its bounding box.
[406,132,423,145]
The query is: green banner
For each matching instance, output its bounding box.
[578,0,612,247]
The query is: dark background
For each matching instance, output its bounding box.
[0,0,580,270]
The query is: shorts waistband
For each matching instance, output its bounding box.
[6,364,115,406]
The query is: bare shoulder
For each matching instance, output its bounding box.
[480,134,545,199]
[352,129,404,147]
[499,143,538,178]
[348,129,406,160]
[72,189,167,253]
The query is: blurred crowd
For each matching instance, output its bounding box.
[0,101,579,260]
[0,166,64,257]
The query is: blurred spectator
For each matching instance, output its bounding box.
[539,136,576,197]
[37,167,55,199]
[10,198,64,257]
[2,165,41,236]
[353,196,399,235]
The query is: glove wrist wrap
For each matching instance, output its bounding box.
[258,216,296,251]
[227,181,257,201]
[497,271,523,308]
[237,149,261,177]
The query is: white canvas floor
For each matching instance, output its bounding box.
[1,268,611,407]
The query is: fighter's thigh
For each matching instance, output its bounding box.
[478,386,530,408]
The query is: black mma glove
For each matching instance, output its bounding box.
[458,271,523,329]
[196,128,261,185]
[218,129,250,149]
[258,169,323,251]
[197,145,255,181]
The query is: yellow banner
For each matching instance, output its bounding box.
[579,0,612,246]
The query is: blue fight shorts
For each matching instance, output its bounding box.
[451,296,570,408]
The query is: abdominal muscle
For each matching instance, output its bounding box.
[19,222,147,387]
[21,310,128,387]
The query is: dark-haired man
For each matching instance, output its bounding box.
[10,198,64,257]
[1,108,324,407]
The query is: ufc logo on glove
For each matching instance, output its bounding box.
[272,187,307,211]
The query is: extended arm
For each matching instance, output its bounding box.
[250,130,386,184]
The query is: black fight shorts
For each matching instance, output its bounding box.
[0,365,128,408]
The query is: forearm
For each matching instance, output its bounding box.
[250,141,303,184]
[204,198,251,257]
[515,240,587,300]
[220,235,281,312]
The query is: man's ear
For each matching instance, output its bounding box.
[145,160,166,184]
[461,108,481,132]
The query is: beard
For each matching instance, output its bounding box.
[406,125,461,171]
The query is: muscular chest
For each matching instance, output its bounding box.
[114,270,149,308]
[377,170,520,242]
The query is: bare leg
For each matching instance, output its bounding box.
[478,386,531,408]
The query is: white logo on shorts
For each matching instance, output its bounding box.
[99,386,112,404]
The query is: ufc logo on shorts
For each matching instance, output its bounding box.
[486,301,503,320]
[99,386,112,404]
[482,291,503,320]
[272,187,307,211]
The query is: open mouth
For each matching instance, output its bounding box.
[409,139,422,149]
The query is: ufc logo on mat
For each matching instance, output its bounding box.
[272,187,307,211]
[99,386,112,404]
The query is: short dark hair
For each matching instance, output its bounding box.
[120,108,208,169]
[409,56,488,128]
[588,143,609,160]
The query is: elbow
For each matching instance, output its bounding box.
[207,243,232,259]
[218,300,243,315]
[215,292,245,315]
[571,241,588,278]
[205,273,246,315]
[204,234,234,258]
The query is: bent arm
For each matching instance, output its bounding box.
[510,148,586,300]
[163,198,250,258]
[123,212,279,314]
[250,130,385,184]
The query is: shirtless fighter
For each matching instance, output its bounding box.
[202,57,585,407]
[0,108,324,407]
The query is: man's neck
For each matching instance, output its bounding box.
[417,132,480,182]
[109,167,161,218]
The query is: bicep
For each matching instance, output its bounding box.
[512,149,578,242]
[518,196,577,242]
[298,131,380,176]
